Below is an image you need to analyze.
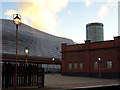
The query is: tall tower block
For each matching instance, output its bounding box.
[86,22,104,42]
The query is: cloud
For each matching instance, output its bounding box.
[106,0,118,12]
[17,0,69,33]
[67,10,72,16]
[85,0,92,7]
[97,0,118,17]
[106,0,116,7]
[98,5,108,17]
[4,9,17,19]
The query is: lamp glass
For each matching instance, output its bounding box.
[25,49,29,54]
[98,57,101,61]
[52,57,55,61]
[14,18,20,24]
[13,14,21,25]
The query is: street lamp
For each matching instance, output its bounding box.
[13,14,21,89]
[52,57,55,75]
[25,47,29,64]
[98,57,101,79]
[13,14,21,25]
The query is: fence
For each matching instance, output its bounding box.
[2,61,44,88]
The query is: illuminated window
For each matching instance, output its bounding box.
[80,63,83,69]
[107,61,112,69]
[94,61,98,69]
[68,63,72,69]
[74,63,77,69]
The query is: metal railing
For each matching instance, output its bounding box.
[2,61,44,88]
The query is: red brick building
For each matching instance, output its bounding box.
[61,36,120,78]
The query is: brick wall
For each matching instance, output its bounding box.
[62,36,120,74]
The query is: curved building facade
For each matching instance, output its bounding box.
[86,22,104,42]
[1,19,74,59]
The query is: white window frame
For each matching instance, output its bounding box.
[74,63,77,69]
[80,63,83,69]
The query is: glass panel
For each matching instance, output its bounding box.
[107,61,112,69]
[94,61,98,69]
[74,63,77,69]
[69,63,72,69]
[80,63,83,69]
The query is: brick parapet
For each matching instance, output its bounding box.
[62,36,120,52]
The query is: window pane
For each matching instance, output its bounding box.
[69,63,72,69]
[74,63,77,69]
[94,61,98,69]
[80,63,83,69]
[107,61,112,69]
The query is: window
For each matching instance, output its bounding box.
[94,61,98,69]
[74,63,77,69]
[94,60,105,69]
[80,63,83,69]
[68,63,72,69]
[107,61,112,69]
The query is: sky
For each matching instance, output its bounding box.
[0,0,119,43]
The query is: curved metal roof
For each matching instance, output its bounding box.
[1,19,74,58]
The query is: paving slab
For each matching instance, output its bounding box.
[45,74,119,89]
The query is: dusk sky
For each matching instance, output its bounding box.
[0,0,119,43]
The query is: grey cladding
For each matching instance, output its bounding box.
[1,19,73,58]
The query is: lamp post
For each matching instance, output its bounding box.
[13,14,21,89]
[98,57,101,79]
[52,57,55,75]
[25,47,29,64]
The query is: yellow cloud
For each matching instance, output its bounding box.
[18,0,69,33]
[4,9,17,19]
[85,0,92,7]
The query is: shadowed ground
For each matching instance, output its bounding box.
[45,74,119,89]
[2,74,119,90]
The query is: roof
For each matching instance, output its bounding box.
[86,22,103,28]
[1,19,74,58]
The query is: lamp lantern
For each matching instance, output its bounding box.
[25,47,29,55]
[52,57,55,61]
[25,47,29,64]
[98,57,101,61]
[13,14,21,25]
